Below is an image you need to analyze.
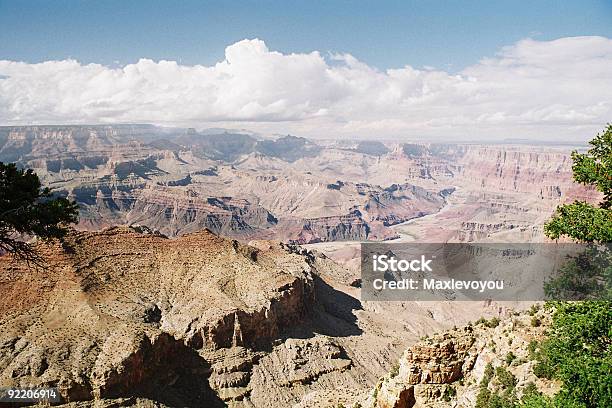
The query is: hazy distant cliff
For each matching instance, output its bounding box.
[0,125,595,245]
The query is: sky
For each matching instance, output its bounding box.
[1,0,612,141]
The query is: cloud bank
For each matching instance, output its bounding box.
[1,36,611,140]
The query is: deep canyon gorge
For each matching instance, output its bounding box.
[0,125,597,407]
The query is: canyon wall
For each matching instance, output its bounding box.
[0,125,597,246]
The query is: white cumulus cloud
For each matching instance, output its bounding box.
[1,36,611,140]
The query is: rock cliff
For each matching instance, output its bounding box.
[0,227,320,405]
[371,307,558,408]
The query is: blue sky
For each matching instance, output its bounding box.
[1,0,611,70]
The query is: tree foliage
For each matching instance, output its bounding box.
[0,162,78,264]
[533,302,612,408]
[544,124,612,242]
[543,246,612,301]
[536,125,612,407]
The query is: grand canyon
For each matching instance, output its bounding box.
[0,125,596,407]
[3,2,611,405]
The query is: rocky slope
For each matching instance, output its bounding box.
[369,307,557,408]
[0,226,414,407]
[0,227,319,405]
[0,226,524,408]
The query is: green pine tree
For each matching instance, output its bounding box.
[0,162,78,265]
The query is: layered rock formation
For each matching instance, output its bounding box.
[0,125,598,408]
[372,308,557,408]
[1,226,522,407]
[3,226,444,408]
[0,125,596,247]
[0,227,318,405]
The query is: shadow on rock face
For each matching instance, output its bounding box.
[98,333,226,408]
[312,275,363,337]
[277,275,363,343]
